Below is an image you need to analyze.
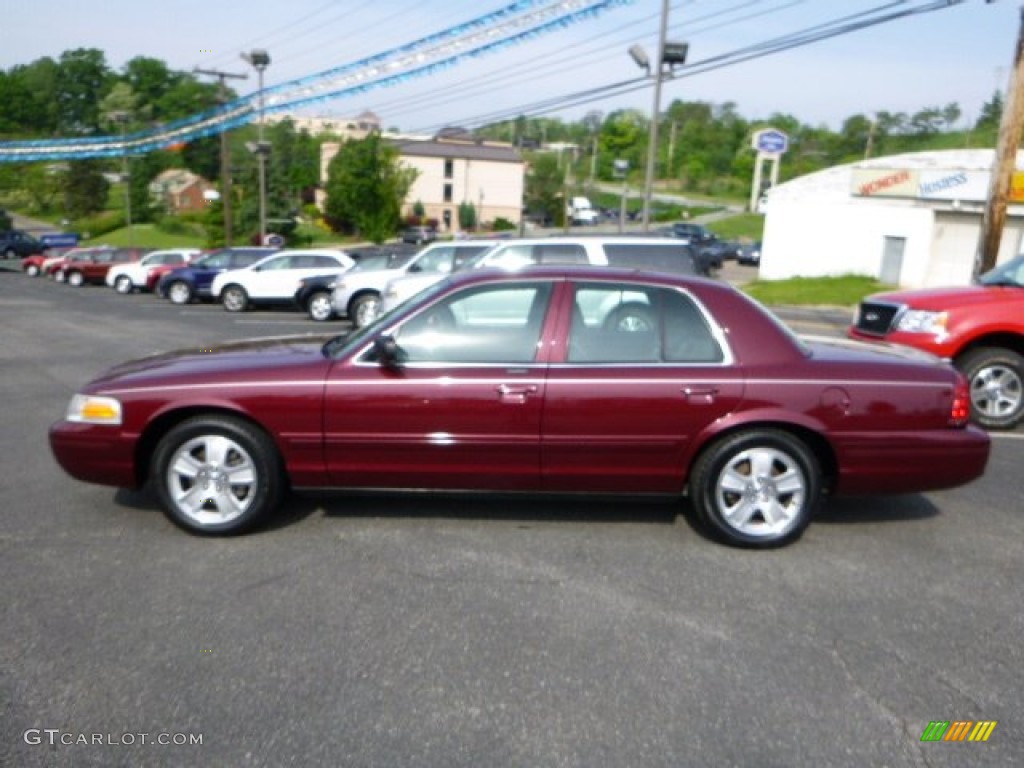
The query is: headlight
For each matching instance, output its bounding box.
[895,309,948,334]
[66,394,122,425]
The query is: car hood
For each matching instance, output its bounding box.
[865,284,1023,311]
[86,335,338,393]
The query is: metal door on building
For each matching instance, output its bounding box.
[880,236,906,284]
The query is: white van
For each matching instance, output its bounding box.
[380,236,702,314]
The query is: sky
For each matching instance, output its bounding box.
[2,0,1019,136]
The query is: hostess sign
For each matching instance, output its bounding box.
[852,168,1023,202]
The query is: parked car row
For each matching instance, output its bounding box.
[18,235,717,329]
[18,236,711,331]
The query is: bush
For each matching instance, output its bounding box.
[492,217,516,232]
[75,211,125,239]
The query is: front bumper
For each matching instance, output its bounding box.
[49,420,139,489]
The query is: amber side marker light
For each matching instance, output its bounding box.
[66,394,123,426]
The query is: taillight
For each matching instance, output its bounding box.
[949,372,970,427]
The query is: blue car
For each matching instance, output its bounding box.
[157,247,278,305]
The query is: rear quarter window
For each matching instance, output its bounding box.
[603,244,697,275]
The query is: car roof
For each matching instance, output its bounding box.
[441,263,721,290]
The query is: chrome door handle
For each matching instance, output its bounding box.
[496,384,539,403]
[682,386,719,404]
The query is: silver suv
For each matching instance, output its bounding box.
[327,240,501,326]
[381,236,702,314]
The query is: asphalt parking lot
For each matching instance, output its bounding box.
[1,262,1021,767]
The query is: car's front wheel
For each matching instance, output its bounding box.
[222,285,249,312]
[114,275,134,294]
[151,415,284,535]
[351,292,382,327]
[959,347,1024,430]
[53,270,66,283]
[4,248,16,260]
[689,429,820,548]
[167,280,193,305]
[67,271,85,287]
[25,264,40,277]
[307,291,335,322]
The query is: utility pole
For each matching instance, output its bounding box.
[975,4,1024,279]
[194,67,247,247]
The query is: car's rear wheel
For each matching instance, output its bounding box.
[151,415,284,535]
[351,292,382,327]
[67,271,85,287]
[308,291,334,322]
[958,347,1024,430]
[222,285,249,312]
[114,275,133,294]
[4,248,16,260]
[167,280,193,305]
[689,429,820,548]
[25,264,40,277]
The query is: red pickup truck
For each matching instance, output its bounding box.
[849,254,1024,429]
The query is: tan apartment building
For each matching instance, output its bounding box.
[320,131,525,232]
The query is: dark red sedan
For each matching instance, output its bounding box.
[50,266,990,547]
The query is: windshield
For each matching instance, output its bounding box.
[978,254,1024,287]
[322,277,454,359]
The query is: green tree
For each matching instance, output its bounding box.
[324,133,418,243]
[524,152,564,225]
[458,200,477,231]
[55,49,112,135]
[976,91,1003,131]
[62,160,109,218]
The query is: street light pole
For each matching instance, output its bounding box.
[242,50,271,245]
[641,0,671,232]
[629,2,686,233]
[110,111,133,248]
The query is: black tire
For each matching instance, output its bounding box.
[689,429,820,548]
[167,280,193,305]
[350,292,382,328]
[25,264,40,277]
[67,270,84,287]
[150,415,284,535]
[957,347,1024,430]
[222,284,249,312]
[307,290,335,322]
[114,274,134,294]
[4,248,16,260]
[602,302,657,333]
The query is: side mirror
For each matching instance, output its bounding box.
[373,335,406,368]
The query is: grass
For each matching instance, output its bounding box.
[742,274,893,307]
[87,224,205,249]
[705,214,764,243]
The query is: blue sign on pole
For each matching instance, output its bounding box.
[40,233,80,248]
[753,129,789,155]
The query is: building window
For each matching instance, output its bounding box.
[444,159,454,179]
[443,183,453,203]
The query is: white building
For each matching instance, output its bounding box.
[761,149,1024,287]
[320,130,524,232]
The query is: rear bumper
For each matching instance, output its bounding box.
[834,426,990,495]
